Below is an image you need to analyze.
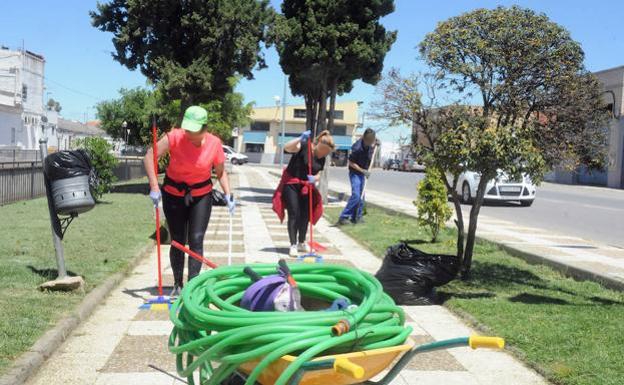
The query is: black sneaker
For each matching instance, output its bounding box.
[337,218,351,226]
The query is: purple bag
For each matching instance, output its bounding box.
[240,275,286,311]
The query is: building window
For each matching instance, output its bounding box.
[332,110,344,120]
[331,125,347,135]
[251,121,270,131]
[11,127,15,144]
[22,84,27,103]
[245,143,264,153]
[293,109,343,120]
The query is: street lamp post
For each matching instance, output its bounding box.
[279,76,287,168]
[122,121,128,148]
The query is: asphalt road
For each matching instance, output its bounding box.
[327,167,624,248]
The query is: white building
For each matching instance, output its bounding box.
[0,47,46,150]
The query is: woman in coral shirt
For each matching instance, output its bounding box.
[144,106,234,296]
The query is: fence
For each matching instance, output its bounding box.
[0,161,46,205]
[0,156,146,206]
[0,149,40,164]
[113,157,146,181]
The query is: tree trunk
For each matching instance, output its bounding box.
[327,77,337,132]
[441,170,465,266]
[317,78,328,134]
[460,175,490,279]
[305,96,316,135]
[320,78,337,205]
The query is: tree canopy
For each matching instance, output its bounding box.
[377,6,609,277]
[96,87,251,145]
[273,0,396,134]
[91,0,274,110]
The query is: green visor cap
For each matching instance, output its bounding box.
[181,106,208,132]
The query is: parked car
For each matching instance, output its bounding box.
[222,145,248,165]
[450,170,537,206]
[401,158,425,172]
[382,158,400,171]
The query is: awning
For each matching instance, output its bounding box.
[277,134,300,146]
[243,131,267,144]
[333,135,353,151]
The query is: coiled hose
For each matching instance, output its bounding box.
[168,263,412,385]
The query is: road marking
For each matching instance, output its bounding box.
[538,197,624,212]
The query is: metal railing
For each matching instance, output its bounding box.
[0,161,46,205]
[0,149,40,164]
[0,156,147,206]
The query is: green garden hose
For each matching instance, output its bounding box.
[168,263,412,385]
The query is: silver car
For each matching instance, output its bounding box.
[451,170,537,206]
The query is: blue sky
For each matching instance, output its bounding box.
[1,1,622,143]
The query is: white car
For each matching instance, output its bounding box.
[222,145,248,165]
[451,170,537,206]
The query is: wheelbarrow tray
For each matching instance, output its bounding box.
[237,343,413,385]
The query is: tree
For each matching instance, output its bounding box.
[46,98,62,112]
[72,137,118,200]
[96,87,252,145]
[273,0,396,201]
[91,0,273,112]
[274,0,396,134]
[416,168,452,242]
[376,6,609,278]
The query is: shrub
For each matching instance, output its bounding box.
[415,168,452,242]
[73,137,118,200]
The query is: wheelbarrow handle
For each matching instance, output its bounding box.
[333,358,364,379]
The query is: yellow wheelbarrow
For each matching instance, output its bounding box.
[234,335,505,385]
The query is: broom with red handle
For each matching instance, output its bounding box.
[307,137,327,252]
[152,117,164,297]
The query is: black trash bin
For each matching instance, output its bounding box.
[44,150,95,216]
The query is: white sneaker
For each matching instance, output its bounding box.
[289,245,298,258]
[297,242,311,253]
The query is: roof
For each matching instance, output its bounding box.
[57,117,106,136]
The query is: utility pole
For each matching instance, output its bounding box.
[39,138,67,279]
[279,75,288,169]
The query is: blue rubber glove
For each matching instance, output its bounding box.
[149,190,161,207]
[307,175,316,184]
[226,194,236,215]
[299,130,311,142]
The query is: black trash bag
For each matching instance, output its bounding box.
[44,150,92,181]
[375,242,460,305]
[211,189,228,206]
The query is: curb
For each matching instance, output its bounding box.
[0,241,155,385]
[267,170,624,292]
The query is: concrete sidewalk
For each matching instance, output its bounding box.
[23,166,547,385]
[286,167,624,292]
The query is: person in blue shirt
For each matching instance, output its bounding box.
[337,128,376,225]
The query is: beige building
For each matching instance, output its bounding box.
[233,101,361,165]
[546,65,624,188]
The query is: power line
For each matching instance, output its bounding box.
[44,77,102,102]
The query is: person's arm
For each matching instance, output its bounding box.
[143,135,170,193]
[214,163,231,196]
[283,137,301,153]
[284,130,311,153]
[348,160,366,174]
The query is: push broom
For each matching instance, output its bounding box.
[140,117,173,311]
[299,136,326,263]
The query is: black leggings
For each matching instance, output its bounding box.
[283,184,309,245]
[163,190,212,286]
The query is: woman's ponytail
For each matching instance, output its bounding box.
[314,130,336,151]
